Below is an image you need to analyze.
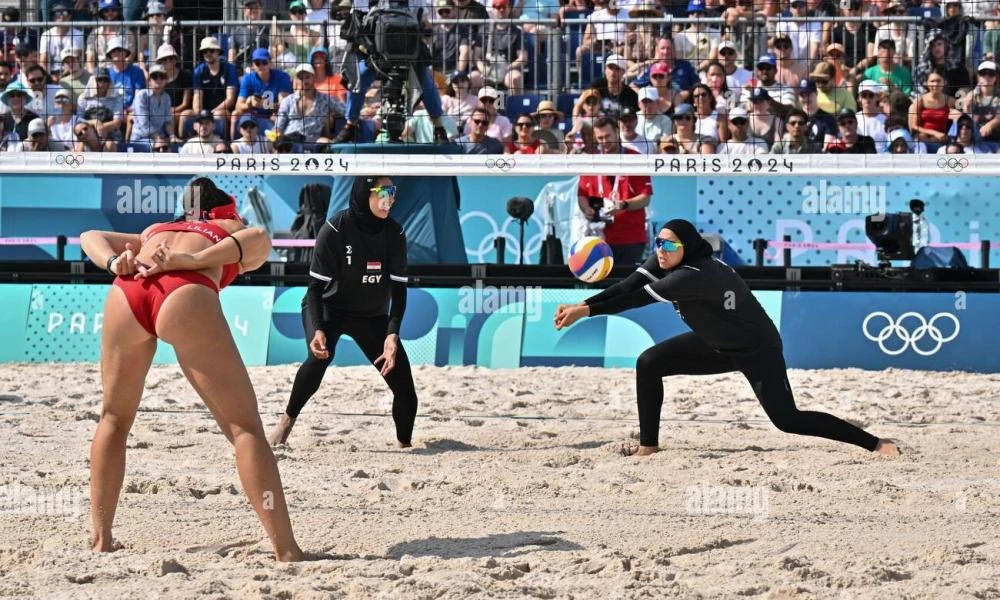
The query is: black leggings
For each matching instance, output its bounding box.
[635,332,880,451]
[283,311,419,445]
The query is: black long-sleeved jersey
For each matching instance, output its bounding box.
[585,254,782,355]
[304,209,408,335]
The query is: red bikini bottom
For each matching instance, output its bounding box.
[113,271,219,336]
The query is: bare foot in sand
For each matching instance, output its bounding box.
[268,414,295,447]
[621,443,660,456]
[398,441,412,449]
[276,547,305,562]
[91,534,113,553]
[874,439,901,457]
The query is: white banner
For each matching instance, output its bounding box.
[0,151,983,177]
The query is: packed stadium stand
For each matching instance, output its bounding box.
[0,0,996,154]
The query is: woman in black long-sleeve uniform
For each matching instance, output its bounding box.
[269,176,419,447]
[555,219,901,458]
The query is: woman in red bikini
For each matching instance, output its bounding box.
[79,177,303,562]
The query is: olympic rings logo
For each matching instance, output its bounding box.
[936,157,969,172]
[55,154,85,168]
[862,311,960,356]
[485,158,516,172]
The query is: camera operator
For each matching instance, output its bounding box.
[332,0,449,144]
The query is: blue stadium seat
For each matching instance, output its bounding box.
[504,94,542,120]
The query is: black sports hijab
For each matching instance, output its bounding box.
[349,176,388,234]
[663,218,714,263]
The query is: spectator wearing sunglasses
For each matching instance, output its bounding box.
[24,65,63,120]
[234,48,293,135]
[129,64,176,148]
[38,1,84,77]
[455,107,504,154]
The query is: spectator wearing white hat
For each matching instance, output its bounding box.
[128,63,176,149]
[85,0,138,74]
[38,2,84,77]
[191,36,239,141]
[23,117,63,151]
[150,44,193,138]
[273,64,343,152]
[47,86,80,150]
[58,47,90,104]
[960,60,1000,143]
[592,54,640,117]
[462,86,512,143]
[105,36,146,109]
[717,107,770,154]
[856,79,887,151]
[636,86,672,143]
[180,110,227,154]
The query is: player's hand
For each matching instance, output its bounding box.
[374,334,398,376]
[134,242,199,279]
[310,330,330,360]
[555,304,589,330]
[111,242,144,275]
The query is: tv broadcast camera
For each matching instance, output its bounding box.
[341,0,431,142]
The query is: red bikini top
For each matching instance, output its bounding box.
[143,218,241,289]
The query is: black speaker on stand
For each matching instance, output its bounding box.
[506,197,534,265]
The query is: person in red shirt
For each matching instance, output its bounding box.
[577,116,653,265]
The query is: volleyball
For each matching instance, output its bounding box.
[568,236,614,283]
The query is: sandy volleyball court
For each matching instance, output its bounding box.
[1,364,998,599]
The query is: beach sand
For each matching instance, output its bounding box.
[1,363,998,599]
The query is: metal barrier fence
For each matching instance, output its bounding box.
[6,13,990,98]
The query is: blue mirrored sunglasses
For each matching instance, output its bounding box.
[371,185,398,198]
[655,238,684,252]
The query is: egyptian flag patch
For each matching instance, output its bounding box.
[366,261,382,272]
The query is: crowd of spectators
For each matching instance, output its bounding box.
[0,0,997,154]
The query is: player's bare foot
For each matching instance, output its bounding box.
[91,533,114,552]
[268,414,295,446]
[874,439,901,457]
[276,546,305,562]
[398,441,412,449]
[620,443,660,456]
